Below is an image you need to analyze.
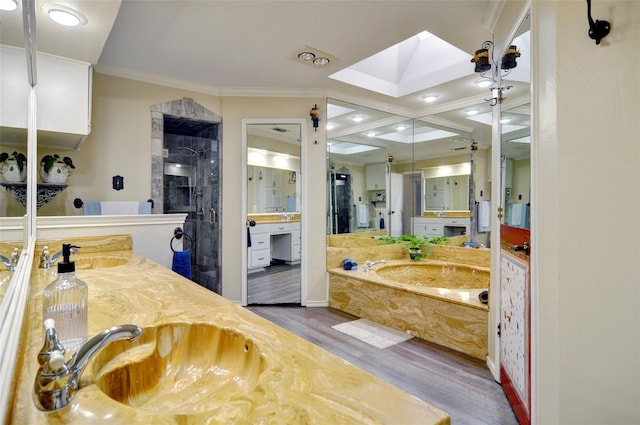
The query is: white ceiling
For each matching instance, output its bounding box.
[0,0,530,161]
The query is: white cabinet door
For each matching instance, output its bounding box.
[0,45,92,149]
[365,163,386,190]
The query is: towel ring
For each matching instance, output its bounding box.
[171,228,193,253]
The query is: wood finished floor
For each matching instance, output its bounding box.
[247,263,301,304]
[246,305,518,425]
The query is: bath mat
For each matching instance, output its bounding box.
[331,319,413,349]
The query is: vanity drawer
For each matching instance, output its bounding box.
[270,223,294,234]
[251,233,270,248]
[443,218,469,226]
[251,224,270,235]
[250,249,270,268]
[425,224,444,236]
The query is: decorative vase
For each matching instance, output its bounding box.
[409,247,421,261]
[40,162,71,183]
[1,159,27,183]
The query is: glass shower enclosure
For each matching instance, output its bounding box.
[162,116,221,294]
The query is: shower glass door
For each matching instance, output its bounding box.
[163,116,221,294]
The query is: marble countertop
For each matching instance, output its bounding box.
[10,238,450,424]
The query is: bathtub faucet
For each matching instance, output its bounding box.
[33,320,142,411]
[363,260,387,273]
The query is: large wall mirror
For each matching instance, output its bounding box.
[245,122,302,305]
[326,98,482,241]
[500,16,531,229]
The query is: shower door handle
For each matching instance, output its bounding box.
[210,208,216,225]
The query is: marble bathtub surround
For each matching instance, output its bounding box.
[10,235,450,424]
[326,233,490,360]
[327,236,489,270]
[329,260,489,360]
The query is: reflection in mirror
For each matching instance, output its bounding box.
[501,18,531,229]
[326,99,480,240]
[246,122,302,305]
[326,99,414,237]
[247,124,301,214]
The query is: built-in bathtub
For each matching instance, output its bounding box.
[327,235,490,360]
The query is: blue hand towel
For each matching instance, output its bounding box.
[172,249,192,279]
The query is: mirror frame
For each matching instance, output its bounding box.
[241,118,307,306]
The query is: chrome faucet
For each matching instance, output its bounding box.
[39,245,79,269]
[0,248,20,272]
[363,260,387,273]
[33,321,142,411]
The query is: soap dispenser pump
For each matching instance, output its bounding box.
[42,244,88,354]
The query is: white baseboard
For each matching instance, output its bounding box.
[487,357,501,382]
[305,301,329,307]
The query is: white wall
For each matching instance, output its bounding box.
[533,1,640,423]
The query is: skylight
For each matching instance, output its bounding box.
[329,30,473,98]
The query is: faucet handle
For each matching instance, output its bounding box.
[38,319,65,366]
[46,350,67,372]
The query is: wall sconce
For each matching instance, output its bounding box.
[471,40,519,106]
[471,41,520,79]
[501,45,521,70]
[471,46,491,73]
[310,104,320,132]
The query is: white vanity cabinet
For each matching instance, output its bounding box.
[0,45,92,150]
[412,216,470,237]
[413,217,443,237]
[248,221,301,272]
[248,224,271,271]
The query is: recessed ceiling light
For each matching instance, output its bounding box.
[500,117,511,124]
[0,0,17,11]
[290,46,336,68]
[326,123,335,130]
[465,109,479,116]
[395,125,407,131]
[366,131,376,137]
[297,52,315,61]
[350,115,364,122]
[313,57,330,66]
[43,3,87,26]
[421,94,439,102]
[474,79,493,88]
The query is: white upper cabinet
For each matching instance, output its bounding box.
[1,45,92,150]
[365,163,386,191]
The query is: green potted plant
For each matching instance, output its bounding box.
[0,151,27,183]
[40,154,75,183]
[399,234,431,261]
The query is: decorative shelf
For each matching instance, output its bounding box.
[0,182,68,209]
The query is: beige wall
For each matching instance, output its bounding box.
[221,96,327,304]
[37,74,222,216]
[533,1,640,423]
[31,74,327,305]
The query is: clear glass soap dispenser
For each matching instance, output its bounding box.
[42,243,88,354]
